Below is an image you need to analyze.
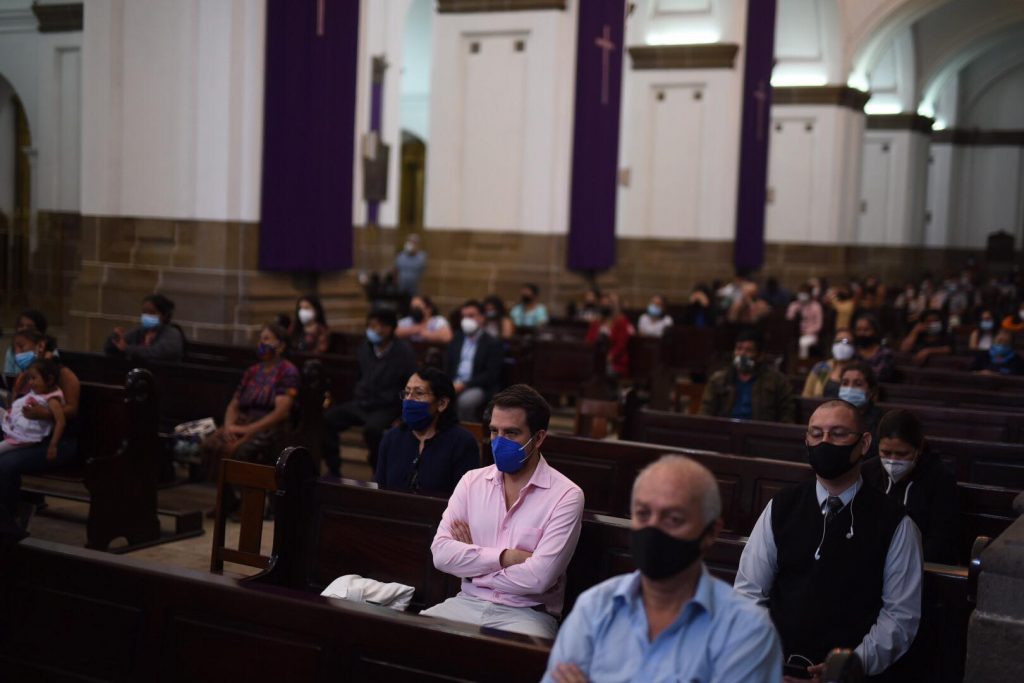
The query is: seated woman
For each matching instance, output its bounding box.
[104,293,185,362]
[585,292,635,380]
[968,308,997,352]
[3,309,47,374]
[862,409,960,564]
[637,294,674,338]
[802,328,854,398]
[853,313,895,383]
[0,329,81,519]
[375,367,480,495]
[899,309,952,366]
[200,323,300,490]
[396,296,453,344]
[971,329,1024,376]
[482,294,515,340]
[838,361,883,457]
[289,294,330,353]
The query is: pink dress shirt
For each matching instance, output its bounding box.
[430,455,585,616]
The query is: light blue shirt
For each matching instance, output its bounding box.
[510,303,549,328]
[543,568,782,683]
[456,333,479,384]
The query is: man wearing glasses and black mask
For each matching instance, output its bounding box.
[734,400,923,682]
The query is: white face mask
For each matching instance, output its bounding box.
[832,342,855,361]
[461,317,480,335]
[797,292,810,303]
[405,241,416,253]
[881,457,915,483]
[297,308,316,325]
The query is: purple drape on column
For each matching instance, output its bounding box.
[259,0,359,271]
[733,0,778,273]
[567,0,625,272]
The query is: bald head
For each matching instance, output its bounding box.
[812,399,864,433]
[632,455,722,528]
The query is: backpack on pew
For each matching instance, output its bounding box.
[171,417,217,464]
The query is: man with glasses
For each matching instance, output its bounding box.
[734,400,922,682]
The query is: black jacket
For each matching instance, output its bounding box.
[353,338,418,413]
[445,331,503,399]
[862,445,960,564]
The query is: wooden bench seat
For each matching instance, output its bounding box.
[20,369,203,552]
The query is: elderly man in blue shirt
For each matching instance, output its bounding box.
[543,455,782,683]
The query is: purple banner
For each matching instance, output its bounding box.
[259,0,359,271]
[567,0,626,272]
[733,0,778,273]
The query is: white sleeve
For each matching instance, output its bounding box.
[733,501,778,605]
[854,516,923,675]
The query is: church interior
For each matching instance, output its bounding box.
[0,0,1023,681]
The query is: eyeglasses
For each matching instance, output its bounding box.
[806,427,860,444]
[399,388,433,401]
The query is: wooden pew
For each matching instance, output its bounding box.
[0,537,551,682]
[895,365,1024,392]
[794,395,1024,444]
[879,382,1024,411]
[20,370,203,551]
[540,434,812,535]
[256,455,973,683]
[620,409,1019,559]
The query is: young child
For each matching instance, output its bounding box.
[0,358,66,460]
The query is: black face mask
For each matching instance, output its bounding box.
[600,306,613,318]
[410,308,425,324]
[806,439,862,480]
[630,524,711,580]
[521,294,533,304]
[854,335,877,348]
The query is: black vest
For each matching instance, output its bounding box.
[769,481,904,664]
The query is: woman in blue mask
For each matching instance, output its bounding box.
[0,328,82,521]
[199,323,300,507]
[375,367,480,495]
[971,329,1024,376]
[968,308,996,352]
[838,361,882,458]
[3,309,48,374]
[104,294,185,362]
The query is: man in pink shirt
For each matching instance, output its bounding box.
[423,384,585,638]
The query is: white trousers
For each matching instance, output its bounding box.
[419,593,558,639]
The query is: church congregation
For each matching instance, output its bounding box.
[2,0,1024,681]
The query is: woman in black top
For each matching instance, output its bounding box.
[375,367,480,495]
[862,409,960,564]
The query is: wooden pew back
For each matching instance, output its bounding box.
[1,538,550,682]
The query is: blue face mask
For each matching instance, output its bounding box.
[647,304,662,318]
[256,342,275,359]
[366,328,383,345]
[990,344,1013,362]
[14,350,36,372]
[838,386,868,408]
[140,313,161,329]
[402,400,434,431]
[980,320,995,331]
[491,435,535,474]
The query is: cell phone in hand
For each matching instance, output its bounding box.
[783,663,813,679]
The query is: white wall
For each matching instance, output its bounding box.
[857,128,928,244]
[924,142,957,246]
[616,68,743,240]
[773,0,842,86]
[424,7,578,233]
[400,0,432,142]
[765,105,865,243]
[81,0,265,221]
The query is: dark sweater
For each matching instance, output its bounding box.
[353,339,418,413]
[862,446,960,565]
[769,481,905,666]
[375,423,481,495]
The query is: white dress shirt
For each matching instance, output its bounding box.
[733,477,923,676]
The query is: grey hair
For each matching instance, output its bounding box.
[632,455,722,526]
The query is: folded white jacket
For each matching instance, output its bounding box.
[320,575,415,612]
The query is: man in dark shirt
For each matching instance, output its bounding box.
[899,309,952,365]
[322,310,417,476]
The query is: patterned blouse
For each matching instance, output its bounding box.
[235,360,301,421]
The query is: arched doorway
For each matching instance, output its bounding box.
[399,131,426,228]
[397,0,432,237]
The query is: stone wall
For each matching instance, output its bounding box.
[56,218,997,351]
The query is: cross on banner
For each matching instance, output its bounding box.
[594,25,616,106]
[316,0,326,37]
